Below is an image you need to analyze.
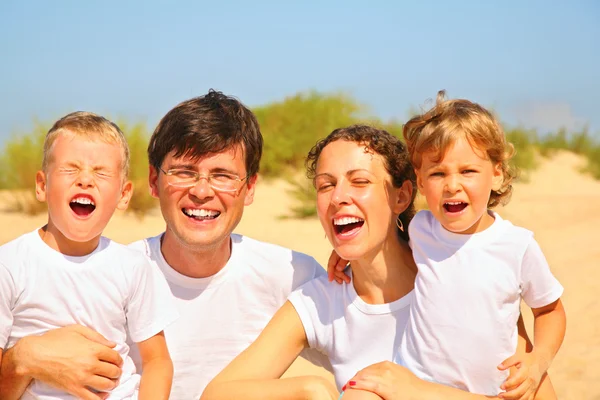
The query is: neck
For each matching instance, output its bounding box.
[38,224,100,257]
[160,228,232,279]
[350,233,416,305]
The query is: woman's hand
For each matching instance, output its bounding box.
[327,250,351,284]
[343,361,423,400]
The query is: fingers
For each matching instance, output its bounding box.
[72,387,108,400]
[84,375,119,393]
[498,354,522,370]
[499,382,532,400]
[94,360,123,380]
[327,251,340,282]
[502,366,527,391]
[95,346,124,367]
[68,325,116,348]
[344,380,387,399]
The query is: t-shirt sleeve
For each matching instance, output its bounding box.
[126,255,179,343]
[520,238,564,309]
[0,263,15,348]
[287,277,335,354]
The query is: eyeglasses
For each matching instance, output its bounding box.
[158,167,248,192]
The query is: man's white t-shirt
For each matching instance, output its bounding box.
[0,230,178,400]
[288,272,413,390]
[396,210,564,395]
[127,233,329,400]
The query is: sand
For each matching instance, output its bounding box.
[1,151,597,399]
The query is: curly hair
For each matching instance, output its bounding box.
[403,91,516,208]
[306,124,416,242]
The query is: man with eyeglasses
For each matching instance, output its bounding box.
[2,90,330,400]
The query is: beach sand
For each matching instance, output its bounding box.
[1,151,597,399]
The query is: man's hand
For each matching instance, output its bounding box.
[327,250,351,284]
[15,325,123,400]
[498,352,545,400]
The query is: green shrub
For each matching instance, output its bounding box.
[505,127,538,180]
[283,176,317,219]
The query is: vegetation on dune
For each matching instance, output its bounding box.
[0,92,598,219]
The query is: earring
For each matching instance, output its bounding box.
[396,217,404,232]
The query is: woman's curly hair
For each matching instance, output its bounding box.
[403,91,516,208]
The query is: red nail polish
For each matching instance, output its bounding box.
[342,385,347,391]
[349,381,356,386]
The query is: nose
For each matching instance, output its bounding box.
[76,170,95,188]
[188,176,214,199]
[331,179,352,207]
[444,174,462,194]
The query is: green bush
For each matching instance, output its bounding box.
[505,127,539,181]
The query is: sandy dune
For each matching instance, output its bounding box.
[1,151,597,399]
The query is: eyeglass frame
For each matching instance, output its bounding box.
[158,167,250,192]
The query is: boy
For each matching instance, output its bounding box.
[0,112,177,399]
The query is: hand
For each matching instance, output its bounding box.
[498,351,546,400]
[343,361,423,400]
[16,325,123,400]
[301,376,340,400]
[327,249,351,284]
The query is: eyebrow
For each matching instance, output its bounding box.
[314,168,373,179]
[167,163,240,175]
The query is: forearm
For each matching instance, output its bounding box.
[534,373,557,400]
[532,301,566,372]
[0,341,34,400]
[202,376,333,400]
[138,357,173,400]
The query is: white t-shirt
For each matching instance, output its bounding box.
[127,233,329,400]
[0,230,178,400]
[396,210,564,395]
[288,272,413,390]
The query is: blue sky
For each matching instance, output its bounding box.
[1,1,598,143]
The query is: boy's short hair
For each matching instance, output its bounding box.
[403,90,516,208]
[147,89,263,178]
[43,111,130,178]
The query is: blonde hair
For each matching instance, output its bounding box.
[42,111,130,178]
[403,91,515,208]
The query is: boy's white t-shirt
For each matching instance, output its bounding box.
[127,233,329,400]
[396,210,564,395]
[0,230,178,400]
[288,272,413,390]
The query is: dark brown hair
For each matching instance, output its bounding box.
[403,90,515,208]
[148,89,263,178]
[306,124,416,242]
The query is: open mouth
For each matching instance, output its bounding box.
[333,216,365,236]
[443,201,468,213]
[70,196,96,217]
[182,208,221,221]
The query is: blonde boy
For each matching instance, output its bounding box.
[0,112,177,399]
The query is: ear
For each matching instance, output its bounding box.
[492,163,504,191]
[148,165,160,199]
[244,174,258,206]
[35,170,47,202]
[116,180,133,211]
[392,179,414,215]
[414,168,426,194]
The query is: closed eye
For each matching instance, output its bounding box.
[429,172,444,177]
[462,169,478,174]
[316,183,334,192]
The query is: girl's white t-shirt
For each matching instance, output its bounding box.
[396,210,564,395]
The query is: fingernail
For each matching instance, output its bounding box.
[349,381,356,386]
[342,385,347,391]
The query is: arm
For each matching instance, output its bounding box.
[530,299,565,375]
[0,326,122,400]
[201,301,338,400]
[137,331,173,400]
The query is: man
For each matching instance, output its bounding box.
[0,90,330,400]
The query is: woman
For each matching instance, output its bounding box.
[201,125,555,400]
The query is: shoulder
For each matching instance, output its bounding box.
[0,231,39,271]
[102,237,153,269]
[289,274,345,311]
[492,214,534,248]
[408,210,435,233]
[127,233,162,258]
[233,234,322,276]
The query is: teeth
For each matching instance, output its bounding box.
[183,208,219,217]
[333,216,364,226]
[445,201,464,205]
[71,197,95,206]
